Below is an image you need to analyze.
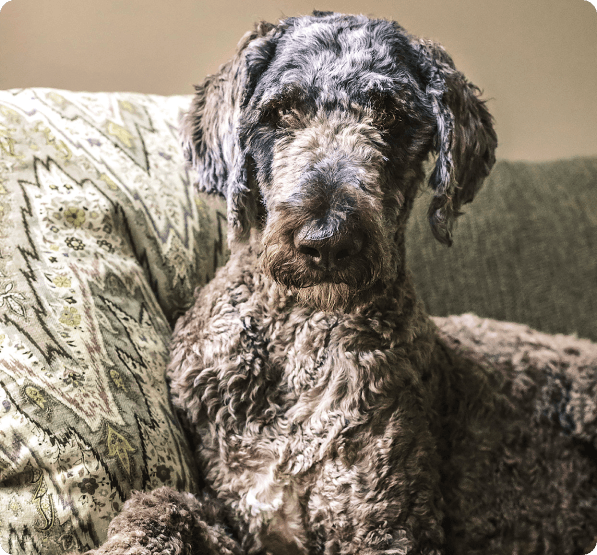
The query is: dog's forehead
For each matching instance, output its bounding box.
[255,16,422,104]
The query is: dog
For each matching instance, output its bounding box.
[85,12,597,555]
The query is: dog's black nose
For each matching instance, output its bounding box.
[294,223,364,270]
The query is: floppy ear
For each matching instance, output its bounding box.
[180,21,281,242]
[414,39,498,245]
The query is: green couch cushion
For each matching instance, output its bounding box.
[0,88,227,554]
[407,157,597,342]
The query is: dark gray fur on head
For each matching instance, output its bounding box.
[181,11,497,245]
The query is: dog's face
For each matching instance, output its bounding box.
[182,12,497,311]
[247,29,438,310]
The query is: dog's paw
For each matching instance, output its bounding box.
[64,533,175,555]
[68,487,244,555]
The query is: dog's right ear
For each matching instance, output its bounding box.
[181,21,281,242]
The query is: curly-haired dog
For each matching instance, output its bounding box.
[86,12,597,555]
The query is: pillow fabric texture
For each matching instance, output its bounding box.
[0,88,227,554]
[408,157,597,342]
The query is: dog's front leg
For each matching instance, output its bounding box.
[71,487,244,555]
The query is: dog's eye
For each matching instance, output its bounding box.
[275,106,301,129]
[368,94,404,132]
[278,106,299,124]
[375,111,402,131]
[371,104,405,133]
[259,104,296,127]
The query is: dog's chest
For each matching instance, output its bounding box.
[279,310,339,393]
[195,304,348,551]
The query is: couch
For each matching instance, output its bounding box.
[0,88,595,554]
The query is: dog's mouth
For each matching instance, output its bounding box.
[291,267,371,289]
[279,271,383,312]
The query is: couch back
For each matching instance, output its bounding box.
[407,157,597,341]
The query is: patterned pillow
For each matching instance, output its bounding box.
[0,88,228,554]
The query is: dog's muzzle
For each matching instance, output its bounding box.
[261,184,386,296]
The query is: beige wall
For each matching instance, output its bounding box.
[0,0,595,161]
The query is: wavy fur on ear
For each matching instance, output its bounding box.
[180,21,281,242]
[414,39,498,245]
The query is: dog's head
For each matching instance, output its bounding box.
[182,12,497,311]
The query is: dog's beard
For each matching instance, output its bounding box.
[293,282,354,312]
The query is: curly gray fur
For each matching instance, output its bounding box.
[80,11,597,555]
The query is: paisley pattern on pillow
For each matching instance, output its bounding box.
[0,88,228,554]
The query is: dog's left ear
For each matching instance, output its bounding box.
[181,21,282,243]
[414,39,498,245]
